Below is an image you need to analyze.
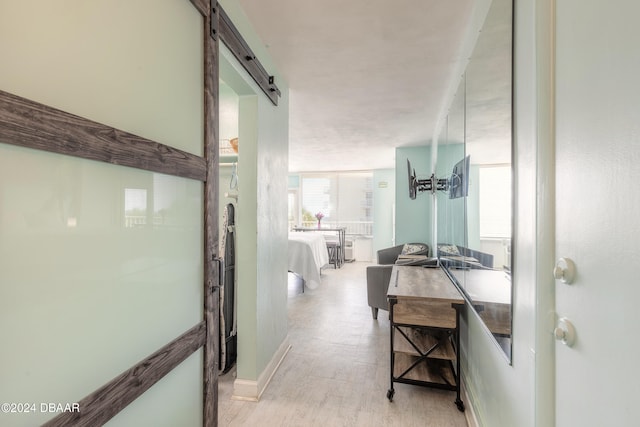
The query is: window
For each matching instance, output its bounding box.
[478,166,511,238]
[292,172,373,235]
[124,188,147,228]
[288,190,298,224]
[301,176,334,221]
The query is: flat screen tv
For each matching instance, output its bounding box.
[407,158,417,200]
[449,155,470,199]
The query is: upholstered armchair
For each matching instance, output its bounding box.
[366,243,430,319]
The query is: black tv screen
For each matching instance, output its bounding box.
[407,158,417,200]
[449,155,470,199]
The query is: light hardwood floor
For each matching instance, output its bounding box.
[218,261,468,427]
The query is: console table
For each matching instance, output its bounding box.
[386,265,465,412]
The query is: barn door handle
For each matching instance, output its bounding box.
[213,256,224,291]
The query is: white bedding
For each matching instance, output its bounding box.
[288,232,329,289]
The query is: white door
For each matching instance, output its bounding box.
[554,1,640,425]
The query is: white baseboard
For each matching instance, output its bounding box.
[462,381,480,427]
[232,336,291,402]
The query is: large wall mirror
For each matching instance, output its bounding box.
[436,0,513,361]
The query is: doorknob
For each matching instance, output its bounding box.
[554,317,576,347]
[553,257,576,284]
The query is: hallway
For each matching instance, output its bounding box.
[218,262,468,426]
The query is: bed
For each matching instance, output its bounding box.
[288,231,329,289]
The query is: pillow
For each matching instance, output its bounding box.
[438,244,460,255]
[401,243,429,255]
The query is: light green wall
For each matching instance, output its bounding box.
[219,82,239,237]
[0,1,203,426]
[255,92,289,376]
[436,143,466,247]
[395,146,433,248]
[435,154,480,251]
[219,0,290,384]
[237,93,260,379]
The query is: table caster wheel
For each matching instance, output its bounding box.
[455,399,465,412]
[386,389,394,401]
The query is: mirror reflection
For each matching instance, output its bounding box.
[436,0,513,360]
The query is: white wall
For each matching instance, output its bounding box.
[372,169,396,253]
[0,1,204,426]
[453,0,540,426]
[553,1,640,425]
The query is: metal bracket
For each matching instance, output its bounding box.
[416,174,450,195]
[436,177,449,192]
[414,174,434,193]
[210,3,219,40]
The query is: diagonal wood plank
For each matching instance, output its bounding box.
[0,90,207,181]
[42,322,206,427]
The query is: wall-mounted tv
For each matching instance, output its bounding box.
[449,155,470,199]
[407,158,417,200]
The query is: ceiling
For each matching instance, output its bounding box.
[237,0,476,172]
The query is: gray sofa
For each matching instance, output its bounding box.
[366,243,430,319]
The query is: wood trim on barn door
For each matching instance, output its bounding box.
[202,1,220,425]
[0,1,221,426]
[41,323,207,427]
[0,89,207,181]
[1,0,278,424]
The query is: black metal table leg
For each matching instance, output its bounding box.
[387,297,397,401]
[453,303,465,412]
